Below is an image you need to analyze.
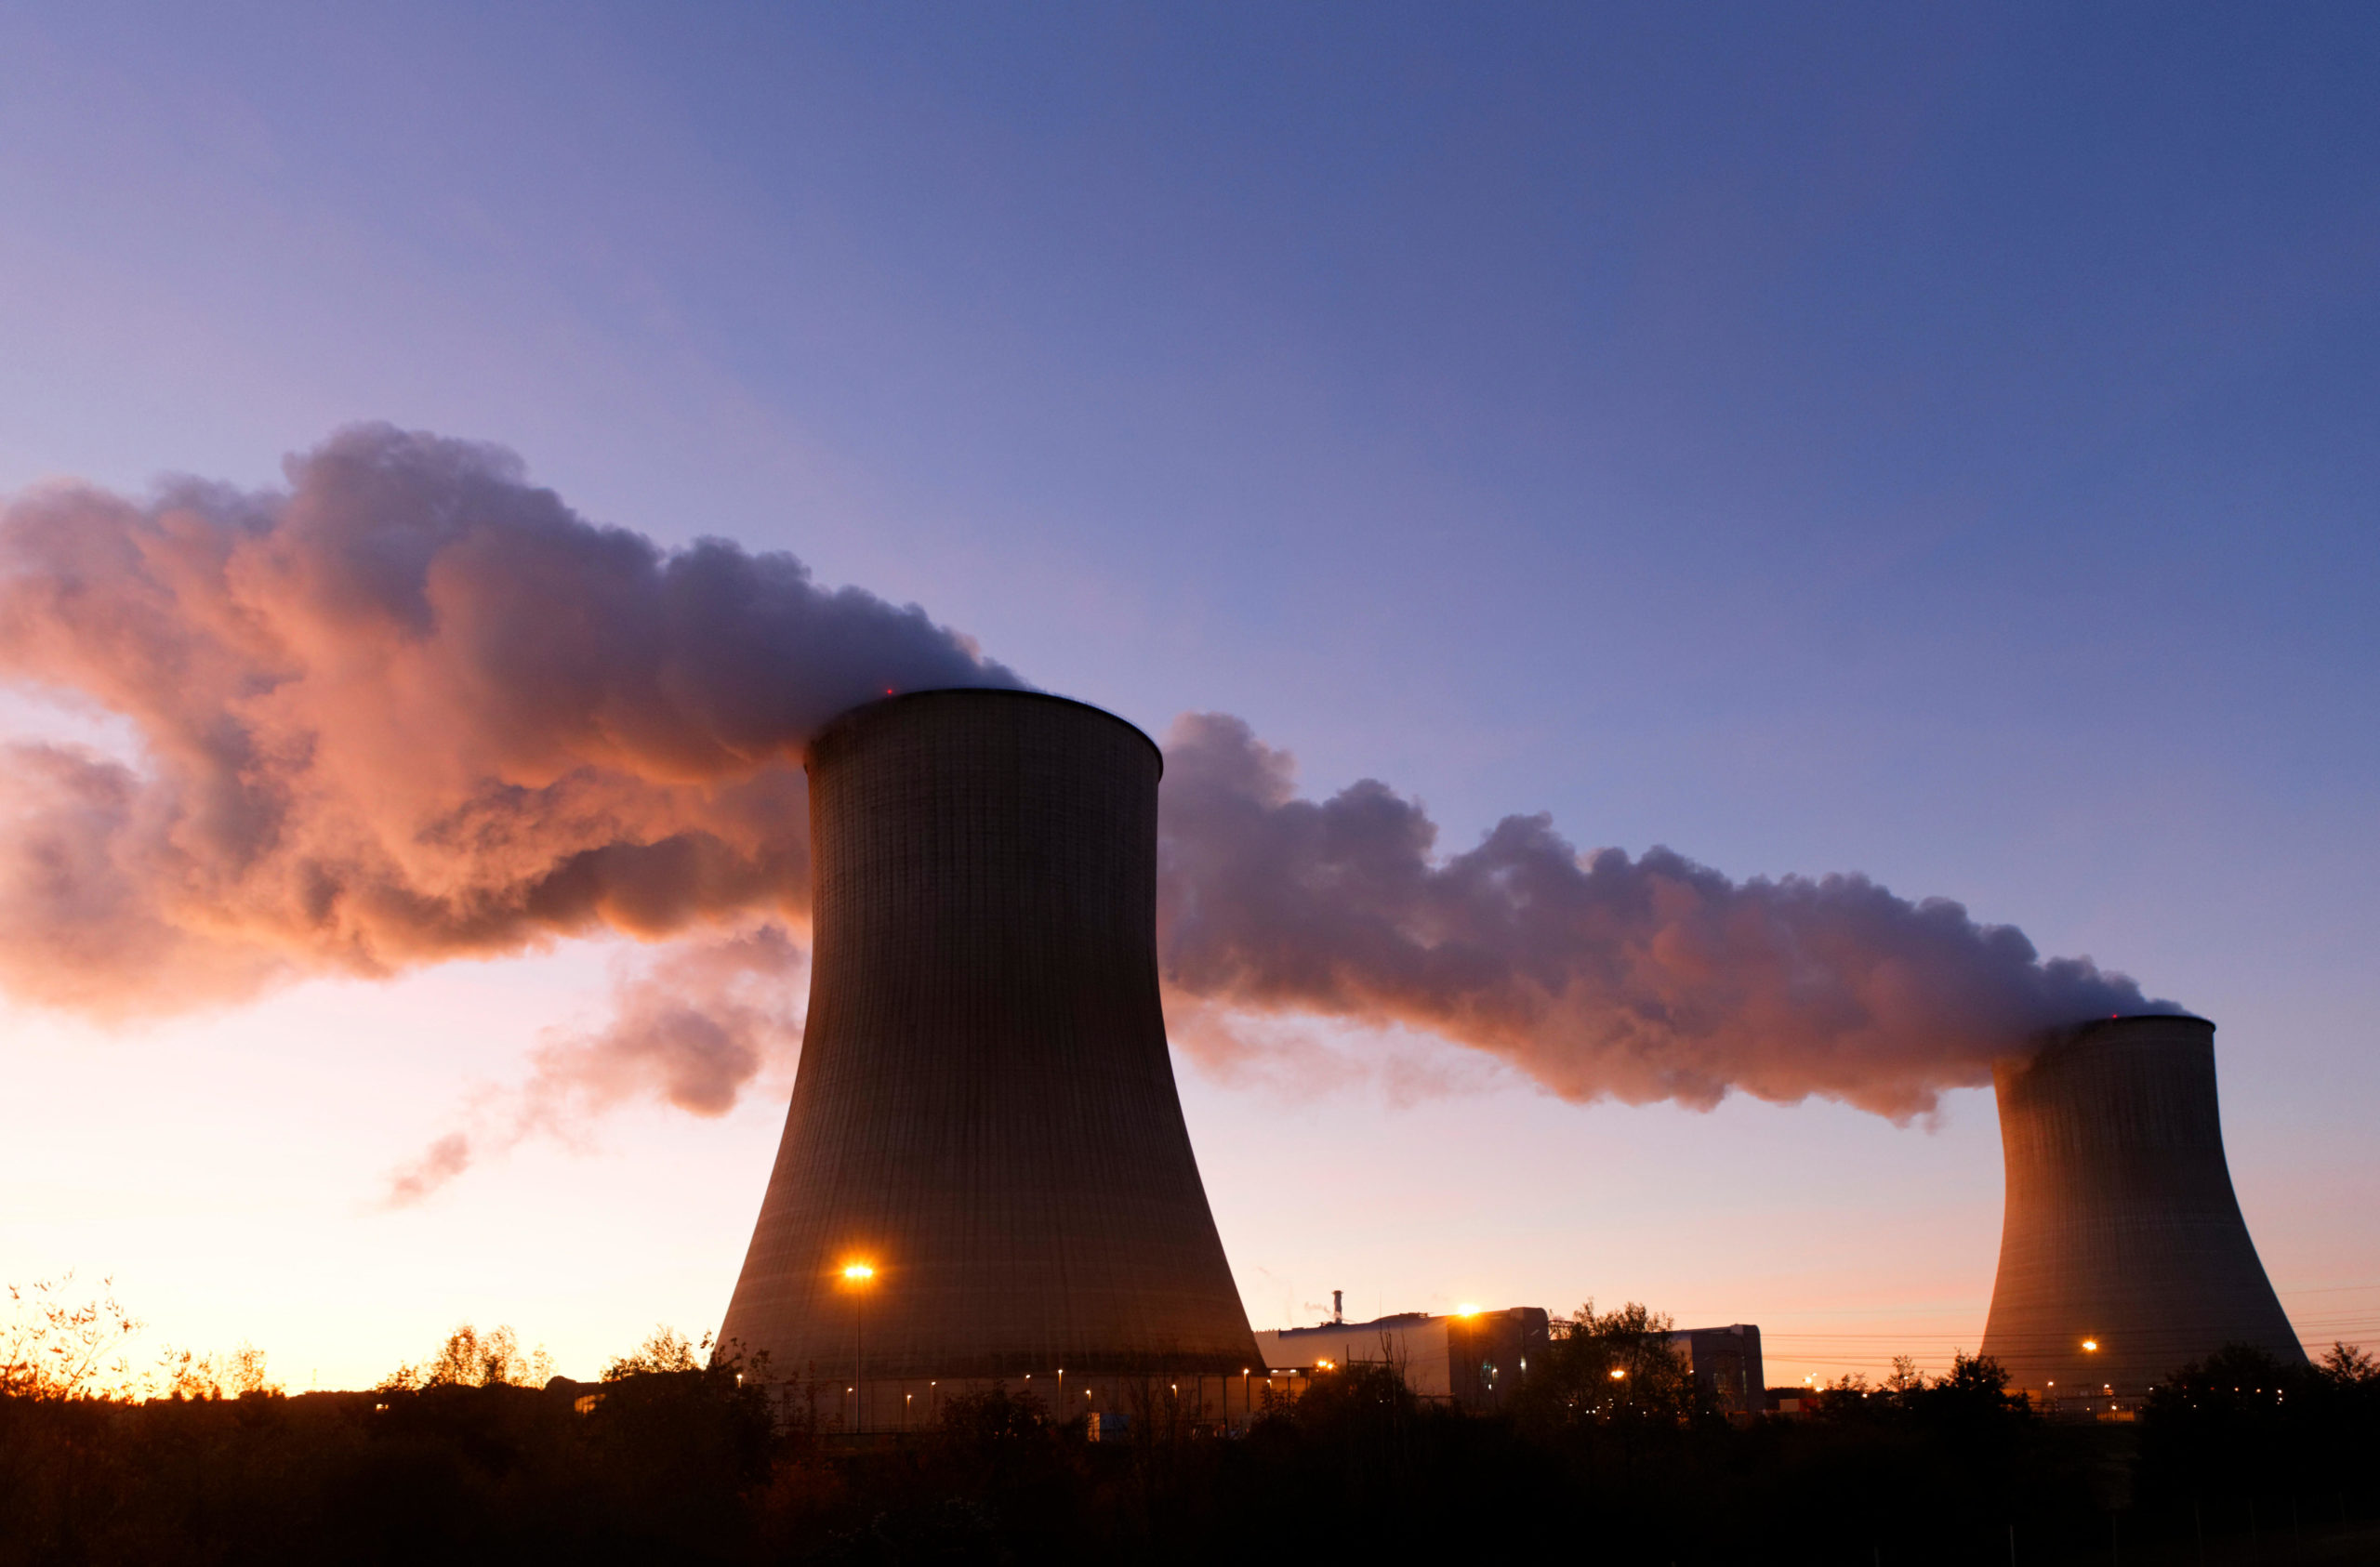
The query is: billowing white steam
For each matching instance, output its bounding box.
[0,425,1012,1018]
[1156,715,2170,1121]
[382,925,805,1204]
[0,427,2173,1193]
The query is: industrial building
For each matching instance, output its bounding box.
[1251,1307,1552,1412]
[718,690,1262,1430]
[1666,1323,1765,1416]
[1250,1310,1763,1418]
[1980,1013,2304,1409]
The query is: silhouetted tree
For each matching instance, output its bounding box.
[1514,1299,1695,1432]
[1,1273,141,1400]
[377,1322,553,1391]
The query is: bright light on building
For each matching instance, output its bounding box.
[842,1261,876,1283]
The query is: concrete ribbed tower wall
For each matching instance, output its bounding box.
[720,689,1261,1427]
[1979,1014,2303,1405]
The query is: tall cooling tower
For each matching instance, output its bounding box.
[720,689,1260,1395]
[1980,1013,2302,1402]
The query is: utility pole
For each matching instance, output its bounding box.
[841,1261,876,1434]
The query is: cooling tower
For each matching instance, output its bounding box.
[720,689,1261,1401]
[1980,1013,2302,1402]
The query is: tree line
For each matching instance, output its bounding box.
[3,1284,2373,1564]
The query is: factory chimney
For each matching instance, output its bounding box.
[720,690,1260,1398]
[1979,1013,2303,1403]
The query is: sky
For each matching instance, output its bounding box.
[0,1,2373,1391]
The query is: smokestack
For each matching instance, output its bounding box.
[1980,1014,2303,1402]
[720,690,1260,1389]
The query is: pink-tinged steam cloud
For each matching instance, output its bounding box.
[383,925,806,1205]
[0,425,2175,1186]
[0,424,1015,1018]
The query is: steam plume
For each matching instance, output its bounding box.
[382,923,806,1205]
[1156,715,2173,1121]
[1,426,2175,1156]
[0,425,1014,1017]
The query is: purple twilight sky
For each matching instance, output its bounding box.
[0,2,2373,1388]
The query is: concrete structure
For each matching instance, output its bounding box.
[1666,1323,1765,1416]
[1251,1308,1552,1412]
[719,689,1261,1427]
[1979,1013,2303,1407]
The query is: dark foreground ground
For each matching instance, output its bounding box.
[4,1342,2373,1565]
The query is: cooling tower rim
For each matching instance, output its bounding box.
[805,686,1164,775]
[2019,1010,2214,1054]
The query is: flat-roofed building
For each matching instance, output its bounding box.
[1666,1323,1765,1416]
[1251,1308,1551,1413]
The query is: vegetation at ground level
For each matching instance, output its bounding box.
[2,1290,2375,1564]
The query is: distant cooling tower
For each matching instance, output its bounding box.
[1980,1014,2303,1402]
[720,690,1260,1402]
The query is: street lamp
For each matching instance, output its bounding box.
[841,1261,877,1432]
